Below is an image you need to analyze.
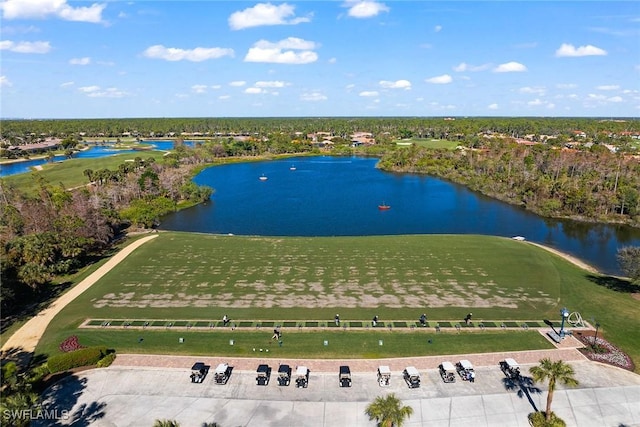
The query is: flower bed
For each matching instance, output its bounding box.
[576,333,635,371]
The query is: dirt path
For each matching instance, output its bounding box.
[525,241,600,274]
[0,234,158,363]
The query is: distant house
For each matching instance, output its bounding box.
[7,138,62,152]
[572,130,587,138]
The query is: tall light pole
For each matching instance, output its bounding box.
[559,307,570,338]
[592,322,600,348]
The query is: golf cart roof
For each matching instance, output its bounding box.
[378,365,391,375]
[441,361,456,372]
[214,363,228,374]
[256,364,269,373]
[278,364,290,373]
[459,360,474,370]
[405,366,420,377]
[505,358,519,368]
[191,362,206,371]
[339,365,351,375]
[295,366,308,376]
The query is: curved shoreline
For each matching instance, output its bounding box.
[525,240,600,274]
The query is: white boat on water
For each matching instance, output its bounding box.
[259,174,268,181]
[290,165,296,171]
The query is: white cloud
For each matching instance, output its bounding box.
[425,74,452,84]
[244,37,318,64]
[488,103,498,110]
[60,81,74,87]
[245,87,265,94]
[453,62,490,72]
[359,91,379,97]
[143,45,234,62]
[379,79,411,90]
[191,84,208,94]
[434,25,442,32]
[78,85,127,98]
[69,57,90,65]
[300,91,327,101]
[555,43,607,57]
[328,57,337,64]
[218,95,231,100]
[493,62,527,72]
[527,99,544,106]
[1,0,106,23]
[229,81,246,87]
[608,96,623,103]
[519,86,546,95]
[344,1,389,18]
[556,83,577,89]
[596,85,620,91]
[0,40,51,54]
[0,75,12,87]
[228,3,311,30]
[255,80,287,88]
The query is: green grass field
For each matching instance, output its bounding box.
[395,139,459,150]
[35,232,640,371]
[0,150,166,192]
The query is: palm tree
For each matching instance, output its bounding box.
[365,393,414,427]
[529,358,579,421]
[152,420,180,427]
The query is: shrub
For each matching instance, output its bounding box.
[528,411,566,427]
[97,352,116,368]
[47,346,108,373]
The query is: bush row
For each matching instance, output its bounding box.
[47,346,112,373]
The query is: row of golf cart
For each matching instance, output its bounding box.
[190,362,232,385]
[377,359,476,388]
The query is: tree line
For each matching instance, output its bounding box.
[377,139,640,227]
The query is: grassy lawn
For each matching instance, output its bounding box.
[38,328,552,359]
[34,232,640,372]
[0,150,166,192]
[395,139,459,150]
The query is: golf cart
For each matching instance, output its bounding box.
[214,363,232,385]
[439,361,456,383]
[295,366,310,388]
[499,358,521,379]
[403,366,421,389]
[256,364,271,386]
[377,365,391,387]
[277,364,291,386]
[339,365,352,388]
[456,359,475,382]
[190,362,209,383]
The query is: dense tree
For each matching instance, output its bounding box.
[617,246,640,283]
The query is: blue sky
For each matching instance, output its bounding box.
[1,1,638,118]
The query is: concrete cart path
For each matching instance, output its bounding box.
[37,359,640,427]
[0,235,158,361]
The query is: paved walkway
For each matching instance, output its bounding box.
[38,354,640,427]
[0,235,158,365]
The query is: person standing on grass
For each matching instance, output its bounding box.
[335,314,340,326]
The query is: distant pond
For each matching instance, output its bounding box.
[159,156,640,276]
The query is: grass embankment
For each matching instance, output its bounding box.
[0,150,166,192]
[34,233,640,371]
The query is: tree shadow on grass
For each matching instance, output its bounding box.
[586,274,639,294]
[0,347,47,370]
[502,375,542,412]
[34,373,106,426]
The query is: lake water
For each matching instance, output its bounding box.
[159,156,640,275]
[0,141,198,177]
